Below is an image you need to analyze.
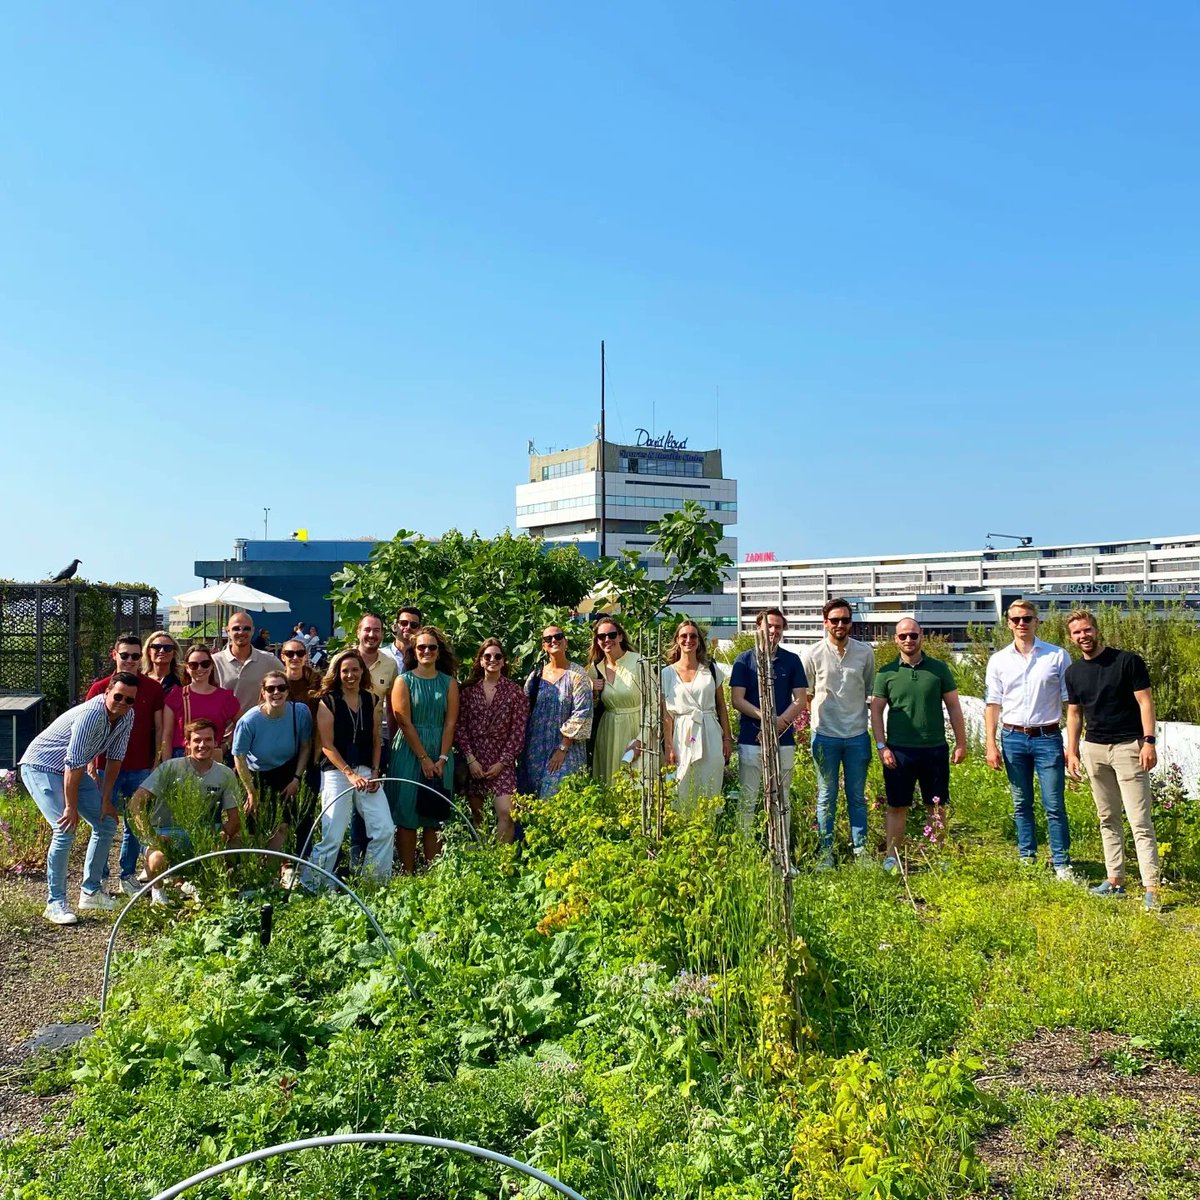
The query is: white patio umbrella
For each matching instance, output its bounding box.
[173,581,291,612]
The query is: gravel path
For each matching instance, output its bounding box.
[0,864,124,1139]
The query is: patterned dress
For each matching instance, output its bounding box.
[522,663,593,799]
[387,671,455,830]
[591,651,644,783]
[457,676,530,800]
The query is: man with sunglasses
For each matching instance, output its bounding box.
[214,611,281,715]
[871,619,967,871]
[802,599,875,869]
[381,605,423,669]
[85,634,165,895]
[984,600,1076,881]
[19,673,140,924]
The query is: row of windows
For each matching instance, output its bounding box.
[619,454,703,478]
[517,495,737,516]
[540,458,587,481]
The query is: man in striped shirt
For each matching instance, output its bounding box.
[18,673,140,925]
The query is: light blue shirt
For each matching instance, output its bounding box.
[20,695,134,773]
[231,703,313,771]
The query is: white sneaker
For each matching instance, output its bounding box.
[1054,865,1081,884]
[882,855,900,874]
[853,849,873,868]
[136,869,150,883]
[149,886,169,906]
[120,877,142,898]
[78,888,118,912]
[43,901,79,926]
[815,851,835,873]
[179,881,200,901]
[280,866,296,889]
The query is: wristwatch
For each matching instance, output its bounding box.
[875,740,886,752]
[1141,735,1156,745]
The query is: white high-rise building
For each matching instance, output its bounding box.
[515,435,738,625]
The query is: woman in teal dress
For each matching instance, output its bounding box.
[387,626,459,873]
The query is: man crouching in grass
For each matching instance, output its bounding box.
[129,719,242,904]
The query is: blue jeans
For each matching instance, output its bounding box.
[20,765,117,906]
[101,768,151,882]
[813,731,871,852]
[1001,729,1071,866]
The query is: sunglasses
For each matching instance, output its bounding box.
[110,693,137,705]
[542,632,566,643]
[281,649,307,658]
[230,625,252,633]
[677,632,699,642]
[116,651,141,661]
[187,660,213,670]
[481,652,505,662]
[1009,614,1036,624]
[897,632,921,640]
[415,644,439,654]
[596,630,620,641]
[395,619,419,628]
[263,684,289,694]
[149,643,174,653]
[827,617,852,625]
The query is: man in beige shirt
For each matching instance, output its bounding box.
[214,612,280,715]
[802,598,876,868]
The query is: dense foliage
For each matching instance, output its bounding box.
[6,759,1200,1199]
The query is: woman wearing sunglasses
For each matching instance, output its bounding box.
[231,669,314,854]
[457,639,529,842]
[387,626,459,873]
[587,617,643,783]
[161,647,241,762]
[662,620,732,811]
[519,625,592,799]
[141,630,185,696]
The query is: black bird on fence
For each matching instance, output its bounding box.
[50,558,82,583]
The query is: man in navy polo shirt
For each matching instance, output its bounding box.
[730,607,809,833]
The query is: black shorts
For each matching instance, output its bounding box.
[883,744,950,808]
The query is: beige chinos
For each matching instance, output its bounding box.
[1081,740,1159,888]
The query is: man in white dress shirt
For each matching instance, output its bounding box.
[984,599,1077,881]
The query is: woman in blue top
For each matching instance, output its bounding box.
[232,669,314,857]
[387,626,459,874]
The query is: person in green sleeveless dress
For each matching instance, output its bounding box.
[387,626,459,873]
[589,618,644,783]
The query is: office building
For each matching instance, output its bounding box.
[194,539,379,639]
[515,434,738,624]
[734,535,1200,648]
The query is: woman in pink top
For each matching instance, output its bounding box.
[161,647,241,760]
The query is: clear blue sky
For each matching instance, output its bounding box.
[2,2,1197,600]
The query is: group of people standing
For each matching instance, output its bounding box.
[16,594,1167,925]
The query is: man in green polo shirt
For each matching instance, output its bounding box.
[869,618,967,871]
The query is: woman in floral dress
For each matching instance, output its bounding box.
[520,624,592,799]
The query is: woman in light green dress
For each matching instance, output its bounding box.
[589,618,644,783]
[387,626,459,874]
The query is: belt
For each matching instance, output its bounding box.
[1002,722,1060,737]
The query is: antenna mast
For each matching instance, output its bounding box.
[599,340,607,559]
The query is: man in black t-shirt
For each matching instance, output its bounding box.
[1064,609,1160,910]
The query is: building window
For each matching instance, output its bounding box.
[540,459,586,481]
[618,453,703,478]
[517,495,736,517]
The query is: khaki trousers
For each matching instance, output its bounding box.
[1081,740,1160,889]
[737,744,796,834]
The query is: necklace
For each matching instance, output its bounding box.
[346,694,364,745]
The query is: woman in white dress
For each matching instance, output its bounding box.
[661,621,733,811]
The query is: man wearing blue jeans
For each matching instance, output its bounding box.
[85,633,164,894]
[802,598,875,868]
[18,674,140,925]
[985,600,1076,882]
